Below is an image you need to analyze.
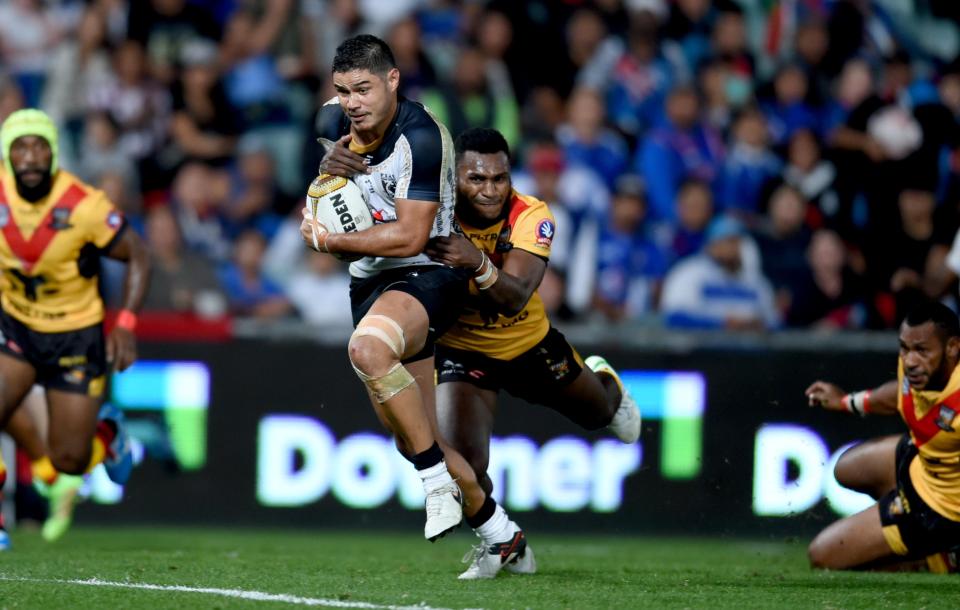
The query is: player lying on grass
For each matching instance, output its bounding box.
[300,36,530,558]
[805,300,960,572]
[0,109,146,550]
[425,128,642,579]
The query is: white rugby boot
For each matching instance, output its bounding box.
[459,525,529,580]
[586,355,641,443]
[424,481,463,542]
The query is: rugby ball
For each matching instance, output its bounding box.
[305,174,374,261]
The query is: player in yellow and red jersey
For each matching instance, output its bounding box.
[0,109,150,550]
[425,128,641,579]
[806,300,960,572]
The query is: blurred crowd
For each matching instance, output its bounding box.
[4,0,960,332]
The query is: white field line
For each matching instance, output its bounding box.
[0,575,480,610]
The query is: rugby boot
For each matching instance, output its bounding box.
[41,473,84,542]
[586,355,641,443]
[424,481,463,541]
[98,403,134,485]
[459,525,530,580]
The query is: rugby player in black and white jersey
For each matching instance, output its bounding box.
[300,36,528,568]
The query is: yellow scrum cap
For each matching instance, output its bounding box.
[1,109,58,176]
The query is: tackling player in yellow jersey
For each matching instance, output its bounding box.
[0,109,150,550]
[425,128,641,579]
[806,300,960,572]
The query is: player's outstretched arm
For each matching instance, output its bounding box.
[426,236,545,316]
[104,229,151,371]
[804,379,898,416]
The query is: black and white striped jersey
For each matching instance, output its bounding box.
[315,96,456,278]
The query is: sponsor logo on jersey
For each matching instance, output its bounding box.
[937,405,957,432]
[50,207,74,230]
[380,173,397,198]
[0,205,9,229]
[536,219,554,247]
[106,211,123,230]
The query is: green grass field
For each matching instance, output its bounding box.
[0,526,958,609]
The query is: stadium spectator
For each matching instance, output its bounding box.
[787,228,875,329]
[718,107,781,222]
[0,0,66,107]
[752,185,813,317]
[221,141,286,240]
[218,229,292,320]
[637,85,724,222]
[556,87,629,190]
[168,39,240,169]
[42,6,112,129]
[867,188,951,323]
[660,215,778,330]
[597,13,674,140]
[127,0,221,85]
[512,142,607,317]
[286,253,353,327]
[142,206,226,316]
[595,174,667,321]
[170,162,233,261]
[76,111,138,193]
[87,40,171,170]
[386,17,437,101]
[419,45,520,149]
[781,129,841,233]
[761,63,820,149]
[656,178,715,264]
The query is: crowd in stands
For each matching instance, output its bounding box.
[6,0,960,332]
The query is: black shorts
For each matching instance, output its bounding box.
[878,434,960,557]
[350,265,470,363]
[0,310,107,396]
[435,326,583,403]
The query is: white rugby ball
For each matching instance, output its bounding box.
[305,174,374,261]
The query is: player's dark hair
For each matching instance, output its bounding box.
[904,300,960,339]
[455,128,510,160]
[332,35,397,75]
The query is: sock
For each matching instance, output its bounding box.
[0,452,6,488]
[31,456,58,485]
[86,420,116,472]
[474,501,515,544]
[413,443,453,493]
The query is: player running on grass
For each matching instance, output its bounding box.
[806,300,960,572]
[425,128,641,579]
[300,36,528,562]
[0,109,147,550]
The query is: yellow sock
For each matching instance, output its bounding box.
[31,456,58,485]
[86,436,107,473]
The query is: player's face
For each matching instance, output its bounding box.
[457,151,511,223]
[332,68,399,133]
[899,321,960,391]
[9,135,52,187]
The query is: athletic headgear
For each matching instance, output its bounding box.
[1,109,58,176]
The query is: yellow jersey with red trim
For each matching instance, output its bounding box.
[896,359,960,521]
[0,170,124,333]
[438,190,555,360]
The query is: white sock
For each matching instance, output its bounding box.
[475,504,515,544]
[418,461,453,493]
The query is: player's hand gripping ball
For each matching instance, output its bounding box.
[304,174,374,261]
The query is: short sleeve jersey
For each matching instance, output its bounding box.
[438,191,555,360]
[0,170,125,332]
[315,96,456,278]
[896,359,960,522]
